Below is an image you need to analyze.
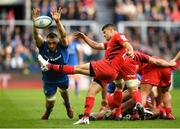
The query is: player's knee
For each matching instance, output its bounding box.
[125,79,140,88]
[46,94,56,101]
[114,79,124,89]
[59,88,68,93]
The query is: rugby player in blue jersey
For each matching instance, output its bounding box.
[32,7,73,120]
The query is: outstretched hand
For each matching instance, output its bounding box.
[169,59,177,67]
[73,32,85,39]
[50,7,62,22]
[32,8,40,21]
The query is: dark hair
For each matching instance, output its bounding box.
[102,24,117,31]
[46,32,58,38]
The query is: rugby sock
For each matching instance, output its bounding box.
[131,90,142,104]
[48,64,75,74]
[113,90,123,106]
[46,101,55,113]
[64,102,71,109]
[157,106,166,118]
[165,107,172,114]
[113,90,122,116]
[115,107,121,117]
[84,97,95,115]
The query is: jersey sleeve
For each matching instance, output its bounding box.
[114,33,129,45]
[104,42,108,49]
[134,51,150,63]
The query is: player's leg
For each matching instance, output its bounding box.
[58,80,74,119]
[41,83,57,120]
[159,86,175,120]
[112,80,124,120]
[124,78,146,120]
[74,81,103,124]
[158,68,175,120]
[39,55,118,81]
[140,84,153,106]
[120,60,145,119]
[38,55,90,75]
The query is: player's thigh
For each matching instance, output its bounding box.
[91,60,118,81]
[140,84,153,96]
[43,83,58,97]
[119,63,139,88]
[159,68,171,87]
[58,80,69,91]
[141,68,161,86]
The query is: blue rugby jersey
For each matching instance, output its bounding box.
[67,40,79,66]
[39,42,69,84]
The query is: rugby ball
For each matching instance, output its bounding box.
[33,16,52,29]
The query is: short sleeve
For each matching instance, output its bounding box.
[104,42,108,49]
[114,33,129,45]
[134,51,150,63]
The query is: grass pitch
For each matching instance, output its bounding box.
[0,88,180,128]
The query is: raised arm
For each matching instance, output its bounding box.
[51,7,68,47]
[32,8,44,47]
[172,51,180,62]
[73,32,105,50]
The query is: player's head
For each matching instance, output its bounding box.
[102,24,117,41]
[46,32,59,52]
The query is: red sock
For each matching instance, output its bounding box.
[47,64,75,74]
[157,106,165,112]
[115,107,121,117]
[131,90,142,104]
[165,107,172,114]
[113,90,123,106]
[84,97,95,115]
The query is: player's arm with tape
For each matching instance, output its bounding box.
[73,32,105,50]
[51,7,68,47]
[32,8,44,47]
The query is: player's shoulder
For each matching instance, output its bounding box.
[114,33,128,42]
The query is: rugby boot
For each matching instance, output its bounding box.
[41,111,51,120]
[134,103,145,120]
[64,102,74,119]
[74,115,90,125]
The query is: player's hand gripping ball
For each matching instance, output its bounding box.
[33,16,52,29]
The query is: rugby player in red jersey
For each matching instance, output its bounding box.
[97,51,176,120]
[133,51,179,120]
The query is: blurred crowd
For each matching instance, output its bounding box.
[32,0,96,20]
[114,0,180,22]
[114,0,180,61]
[0,25,100,73]
[0,0,180,73]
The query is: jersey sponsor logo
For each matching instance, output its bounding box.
[44,55,62,62]
[127,74,136,78]
[144,79,149,82]
[120,35,128,41]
